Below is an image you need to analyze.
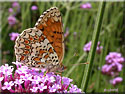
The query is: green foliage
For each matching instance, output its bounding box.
[0,1,124,93]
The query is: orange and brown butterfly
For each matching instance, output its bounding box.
[14,7,65,73]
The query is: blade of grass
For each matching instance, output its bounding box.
[95,33,109,91]
[0,4,1,66]
[63,3,71,30]
[80,1,106,92]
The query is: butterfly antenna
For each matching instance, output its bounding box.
[71,62,89,66]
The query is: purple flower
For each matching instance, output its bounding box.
[101,64,109,74]
[73,32,77,36]
[9,32,19,41]
[30,87,38,92]
[102,52,124,76]
[31,5,38,10]
[102,64,119,76]
[101,63,122,76]
[115,62,122,72]
[62,77,73,89]
[8,8,13,13]
[83,41,91,52]
[106,52,124,64]
[69,84,82,93]
[12,61,22,69]
[0,77,4,89]
[0,77,4,82]
[38,83,47,92]
[12,2,20,8]
[49,84,61,92]
[47,75,55,83]
[110,77,123,86]
[64,27,69,38]
[83,41,103,54]
[80,3,92,9]
[102,52,124,86]
[11,2,20,15]
[8,16,17,26]
[2,81,14,90]
[0,64,13,76]
[31,75,41,84]
[20,74,32,81]
[0,62,83,93]
[16,66,29,75]
[14,79,24,85]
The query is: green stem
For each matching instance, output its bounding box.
[80,1,106,92]
[63,3,71,30]
[0,5,1,66]
[96,37,105,91]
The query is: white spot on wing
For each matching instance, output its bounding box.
[41,58,45,62]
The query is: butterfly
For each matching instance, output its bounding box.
[14,7,65,73]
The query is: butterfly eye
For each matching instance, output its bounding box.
[61,65,66,71]
[62,66,64,70]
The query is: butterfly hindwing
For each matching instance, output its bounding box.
[15,28,59,68]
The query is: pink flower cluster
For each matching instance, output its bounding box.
[80,3,92,9]
[9,32,19,41]
[8,15,17,26]
[110,77,123,86]
[83,41,103,54]
[8,2,20,41]
[0,62,82,93]
[8,2,20,26]
[101,52,124,86]
[31,5,38,11]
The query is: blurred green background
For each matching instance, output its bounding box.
[0,1,124,93]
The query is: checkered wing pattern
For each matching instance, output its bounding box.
[15,7,64,72]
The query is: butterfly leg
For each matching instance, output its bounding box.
[43,70,49,77]
[54,72,62,75]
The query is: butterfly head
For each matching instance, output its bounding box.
[57,64,67,73]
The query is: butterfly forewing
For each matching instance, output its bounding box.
[35,7,64,65]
